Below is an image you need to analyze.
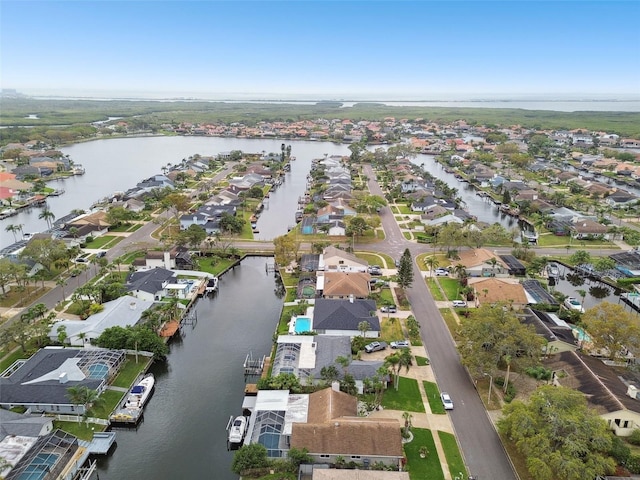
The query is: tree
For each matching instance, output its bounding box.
[57,325,68,345]
[95,325,168,360]
[397,248,414,288]
[458,303,544,379]
[0,258,17,296]
[218,212,245,234]
[105,206,135,227]
[38,207,56,229]
[582,302,640,361]
[569,249,591,265]
[5,224,20,242]
[358,320,370,338]
[498,385,614,480]
[19,238,68,272]
[231,443,269,474]
[181,224,207,249]
[66,385,105,417]
[424,256,439,276]
[273,234,298,266]
[162,193,191,222]
[345,216,369,240]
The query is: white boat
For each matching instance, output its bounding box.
[228,416,247,444]
[564,297,585,313]
[547,263,559,278]
[124,374,155,409]
[205,277,219,293]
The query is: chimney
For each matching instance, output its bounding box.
[59,372,68,384]
[349,294,354,304]
[331,381,340,392]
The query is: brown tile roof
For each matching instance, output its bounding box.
[572,218,608,234]
[291,417,403,458]
[323,272,371,298]
[307,388,357,423]
[69,211,111,228]
[452,248,506,269]
[467,277,528,305]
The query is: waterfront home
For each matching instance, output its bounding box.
[126,174,174,199]
[60,211,111,244]
[300,216,316,235]
[419,205,449,221]
[606,190,638,209]
[423,213,464,227]
[320,246,368,273]
[125,267,177,302]
[571,218,609,240]
[521,309,578,354]
[312,298,379,337]
[48,296,154,347]
[450,248,509,277]
[0,347,125,414]
[228,173,265,191]
[290,387,403,468]
[545,351,640,436]
[179,204,236,233]
[136,247,195,270]
[317,205,348,223]
[467,277,529,309]
[467,277,528,309]
[319,272,371,299]
[410,196,438,213]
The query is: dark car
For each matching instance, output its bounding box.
[96,251,107,258]
[368,265,382,276]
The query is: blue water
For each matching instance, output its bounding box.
[19,453,58,480]
[294,317,311,334]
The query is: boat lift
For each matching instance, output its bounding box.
[243,351,266,377]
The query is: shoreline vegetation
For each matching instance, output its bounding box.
[1,97,640,139]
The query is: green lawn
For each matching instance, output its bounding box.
[404,428,444,480]
[117,250,146,265]
[109,223,143,232]
[403,232,413,240]
[284,288,297,302]
[396,204,413,214]
[425,278,445,301]
[356,251,395,269]
[279,271,299,288]
[439,309,461,340]
[381,377,425,413]
[84,235,123,249]
[438,431,467,480]
[111,356,150,388]
[380,317,404,343]
[537,233,615,248]
[88,389,124,418]
[415,356,430,366]
[196,257,237,276]
[438,277,462,301]
[53,421,105,441]
[0,349,29,372]
[377,286,395,305]
[423,381,446,414]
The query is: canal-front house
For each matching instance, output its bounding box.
[312,298,380,337]
[272,335,384,394]
[319,272,371,299]
[125,267,202,302]
[545,351,640,436]
[320,246,368,273]
[450,248,509,277]
[47,296,154,347]
[521,309,579,354]
[467,277,528,309]
[0,347,125,414]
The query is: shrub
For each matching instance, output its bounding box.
[524,366,553,381]
[628,429,640,446]
[495,377,517,403]
[231,444,270,475]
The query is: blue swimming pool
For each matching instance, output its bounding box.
[294,317,312,334]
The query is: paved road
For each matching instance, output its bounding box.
[362,164,517,480]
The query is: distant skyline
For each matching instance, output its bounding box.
[1,1,639,101]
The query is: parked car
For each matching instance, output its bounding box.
[368,265,382,276]
[441,392,454,410]
[452,300,467,308]
[380,305,397,313]
[390,340,410,349]
[96,251,107,258]
[364,341,388,353]
[435,268,449,276]
[74,256,88,264]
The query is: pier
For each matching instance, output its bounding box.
[243,351,266,377]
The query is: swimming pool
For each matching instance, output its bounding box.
[294,317,312,334]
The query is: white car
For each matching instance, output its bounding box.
[434,268,449,276]
[452,300,467,308]
[441,392,454,410]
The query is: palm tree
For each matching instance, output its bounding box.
[486,257,499,277]
[66,385,104,420]
[576,289,587,310]
[424,256,440,276]
[358,320,370,338]
[38,207,56,229]
[5,224,20,242]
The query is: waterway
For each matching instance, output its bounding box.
[96,256,284,479]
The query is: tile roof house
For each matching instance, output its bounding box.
[290,388,403,468]
[0,347,125,414]
[312,298,380,337]
[467,277,528,308]
[544,351,640,436]
[450,248,509,277]
[320,272,371,299]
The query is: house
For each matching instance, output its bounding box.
[0,347,125,414]
[327,220,346,237]
[290,387,403,468]
[139,248,195,270]
[467,277,528,308]
[61,211,111,242]
[571,218,609,240]
[320,246,368,273]
[521,309,578,353]
[450,248,509,277]
[424,214,464,227]
[48,296,155,346]
[125,267,177,301]
[179,204,236,233]
[312,298,379,337]
[544,351,640,436]
[320,272,371,299]
[606,190,638,209]
[410,197,437,213]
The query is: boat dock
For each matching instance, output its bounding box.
[621,292,640,313]
[243,351,266,376]
[78,432,116,455]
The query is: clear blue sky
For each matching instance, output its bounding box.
[1,1,639,99]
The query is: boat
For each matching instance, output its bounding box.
[205,277,218,293]
[228,416,247,445]
[547,263,559,278]
[124,374,155,409]
[564,297,585,313]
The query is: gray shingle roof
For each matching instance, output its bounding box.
[313,299,379,331]
[126,267,175,295]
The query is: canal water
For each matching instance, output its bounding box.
[0,137,351,249]
[96,256,284,479]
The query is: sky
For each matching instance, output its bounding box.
[1,0,639,100]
